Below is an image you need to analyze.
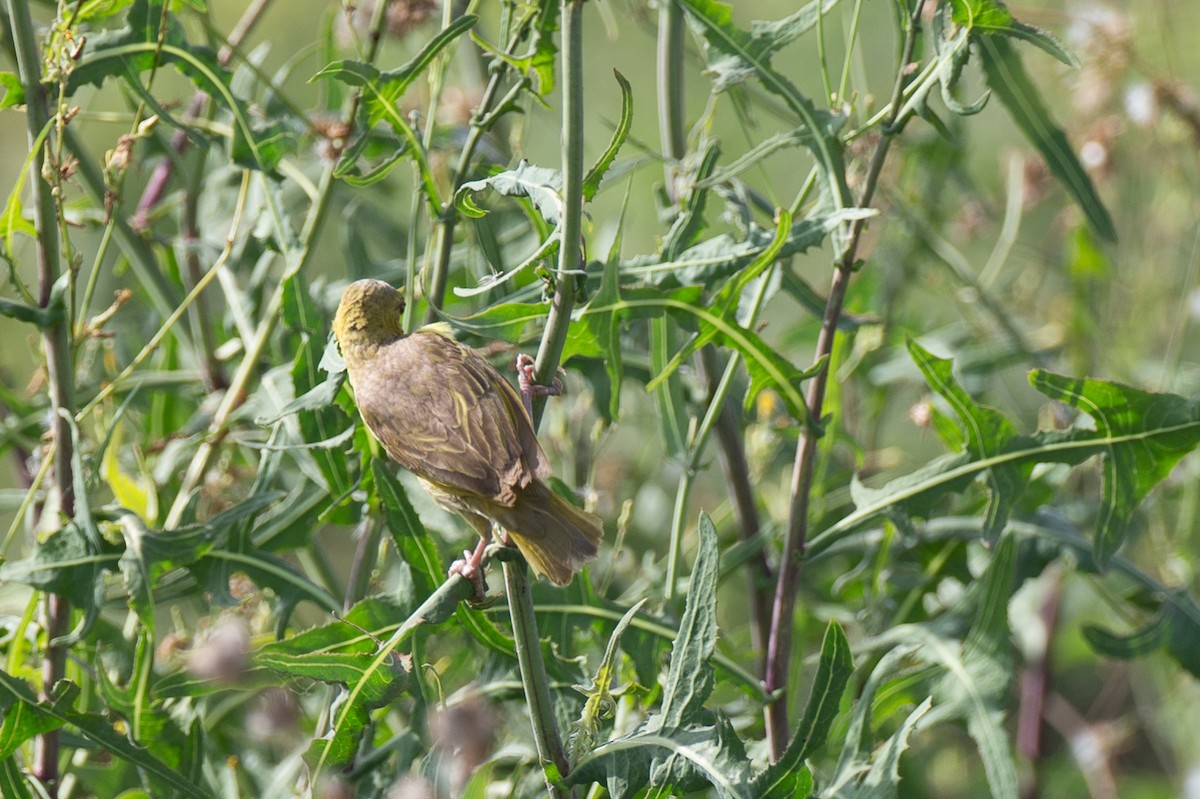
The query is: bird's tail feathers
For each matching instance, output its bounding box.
[499,481,603,586]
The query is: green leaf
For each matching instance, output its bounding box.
[582,70,634,202]
[661,141,721,260]
[948,0,1079,65]
[313,15,477,128]
[0,757,31,799]
[929,534,1019,799]
[313,17,476,204]
[813,362,1200,568]
[825,643,929,798]
[1030,371,1200,565]
[68,0,291,171]
[678,0,851,212]
[976,36,1116,242]
[0,677,206,797]
[456,161,564,226]
[0,72,25,109]
[278,274,354,513]
[566,514,758,798]
[493,0,560,95]
[660,512,720,726]
[0,522,113,608]
[626,206,872,289]
[255,598,407,767]
[372,460,443,596]
[571,598,649,760]
[448,301,550,342]
[755,621,850,797]
[908,340,1027,542]
[833,699,932,799]
[1083,588,1200,678]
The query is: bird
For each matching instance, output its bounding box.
[332,279,602,587]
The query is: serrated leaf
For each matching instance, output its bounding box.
[908,340,1026,542]
[931,534,1019,799]
[948,0,1078,66]
[566,514,759,798]
[582,70,634,201]
[660,512,720,726]
[625,206,873,290]
[0,522,111,608]
[814,364,1200,569]
[832,699,932,799]
[497,0,559,95]
[1030,371,1200,565]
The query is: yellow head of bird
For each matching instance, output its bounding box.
[332,279,406,352]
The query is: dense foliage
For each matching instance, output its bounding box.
[2,1,1199,797]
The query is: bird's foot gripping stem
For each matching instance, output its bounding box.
[516,353,564,419]
[449,538,490,601]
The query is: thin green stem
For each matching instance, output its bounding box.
[8,1,74,794]
[76,172,251,424]
[425,21,528,322]
[657,0,686,196]
[498,3,587,793]
[836,0,866,106]
[764,0,927,760]
[530,0,585,421]
[503,561,569,795]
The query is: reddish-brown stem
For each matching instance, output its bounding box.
[763,1,927,759]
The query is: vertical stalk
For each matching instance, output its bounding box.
[8,2,74,794]
[530,0,585,406]
[764,0,926,759]
[657,0,685,197]
[503,563,568,795]
[500,3,585,794]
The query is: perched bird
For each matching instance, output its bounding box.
[332,279,602,586]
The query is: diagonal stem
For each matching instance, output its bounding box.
[764,0,927,760]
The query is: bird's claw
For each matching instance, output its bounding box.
[516,353,564,418]
[449,542,489,602]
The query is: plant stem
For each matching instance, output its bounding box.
[8,1,74,794]
[424,30,525,323]
[503,562,569,795]
[764,0,926,760]
[497,3,586,793]
[657,0,686,199]
[530,0,585,418]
